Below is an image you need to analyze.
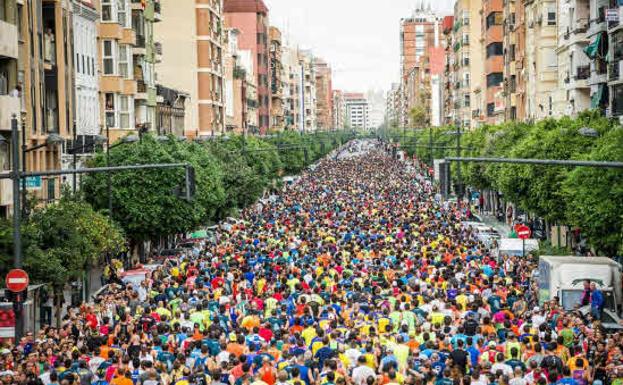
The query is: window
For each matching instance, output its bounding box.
[118,0,129,28]
[487,102,495,116]
[464,94,471,107]
[547,11,556,26]
[119,95,132,129]
[486,42,504,58]
[102,0,115,22]
[486,72,503,87]
[47,178,56,202]
[118,44,131,78]
[105,93,115,127]
[76,52,80,73]
[102,40,116,75]
[486,12,503,29]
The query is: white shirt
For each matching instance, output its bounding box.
[352,365,376,385]
[491,362,513,377]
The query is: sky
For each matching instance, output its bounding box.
[264,0,454,95]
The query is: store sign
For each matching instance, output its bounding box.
[23,176,42,190]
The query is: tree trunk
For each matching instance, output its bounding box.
[54,290,63,329]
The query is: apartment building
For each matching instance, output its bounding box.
[524,0,558,120]
[313,57,332,131]
[299,50,316,131]
[503,0,526,121]
[444,0,485,128]
[553,0,591,116]
[483,0,505,123]
[99,0,139,141]
[280,44,298,130]
[269,26,284,131]
[609,6,623,120]
[0,0,20,212]
[400,4,441,127]
[224,0,270,134]
[344,93,369,130]
[17,0,75,203]
[155,0,224,137]
[333,89,345,129]
[385,83,401,128]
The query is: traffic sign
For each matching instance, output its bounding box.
[6,269,28,293]
[517,225,532,240]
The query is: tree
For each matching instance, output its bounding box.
[81,135,225,245]
[26,192,125,325]
[563,128,623,256]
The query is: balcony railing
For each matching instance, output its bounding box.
[137,80,146,93]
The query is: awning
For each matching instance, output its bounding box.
[591,84,605,108]
[584,33,602,59]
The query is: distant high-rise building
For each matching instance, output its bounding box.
[269,26,285,131]
[400,4,443,127]
[344,93,369,130]
[366,89,386,130]
[313,58,333,131]
[332,90,345,129]
[224,0,270,134]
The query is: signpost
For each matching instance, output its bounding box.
[517,225,532,257]
[6,269,28,292]
[6,269,28,341]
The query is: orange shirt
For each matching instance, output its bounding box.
[110,376,133,385]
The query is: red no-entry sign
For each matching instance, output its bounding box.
[517,225,532,240]
[6,269,29,293]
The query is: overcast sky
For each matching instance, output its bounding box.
[265,0,454,95]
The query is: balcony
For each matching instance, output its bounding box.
[0,20,18,59]
[136,80,147,100]
[0,95,19,131]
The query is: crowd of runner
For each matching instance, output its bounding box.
[1,142,621,385]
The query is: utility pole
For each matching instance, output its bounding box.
[10,116,24,341]
[456,125,462,205]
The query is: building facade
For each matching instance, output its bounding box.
[332,89,345,129]
[269,26,284,131]
[155,0,224,137]
[400,4,441,127]
[483,0,505,123]
[313,58,332,131]
[503,0,526,121]
[344,93,369,130]
[299,50,316,131]
[224,0,270,133]
[19,0,75,203]
[524,0,558,120]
